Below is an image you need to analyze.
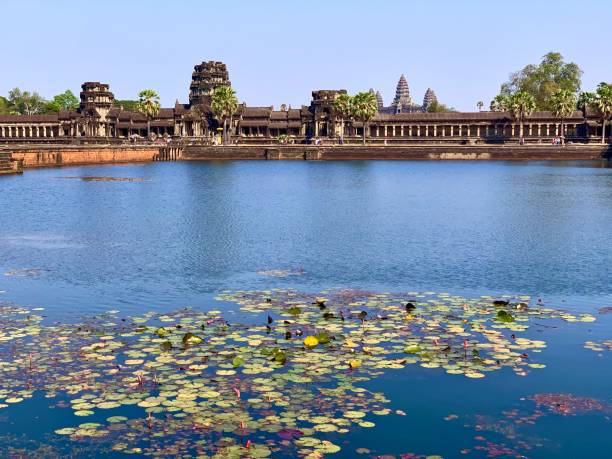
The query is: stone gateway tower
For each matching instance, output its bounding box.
[188,61,231,108]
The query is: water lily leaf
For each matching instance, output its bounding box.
[315,332,331,344]
[496,310,515,322]
[182,332,203,346]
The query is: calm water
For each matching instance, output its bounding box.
[1,160,611,458]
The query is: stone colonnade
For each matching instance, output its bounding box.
[0,124,62,138]
[370,122,580,138]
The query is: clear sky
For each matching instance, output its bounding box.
[1,0,610,111]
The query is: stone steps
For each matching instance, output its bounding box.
[0,151,18,174]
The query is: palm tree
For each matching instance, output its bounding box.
[509,91,536,142]
[333,93,353,140]
[477,101,484,112]
[577,91,596,113]
[595,83,612,144]
[136,89,161,139]
[549,89,576,144]
[211,86,238,145]
[351,91,378,145]
[490,94,511,112]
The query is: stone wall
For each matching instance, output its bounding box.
[183,144,611,161]
[8,146,159,168]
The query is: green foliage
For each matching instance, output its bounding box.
[136,89,161,138]
[211,86,238,144]
[577,91,596,112]
[490,94,511,112]
[595,83,612,143]
[136,89,161,119]
[7,87,48,115]
[333,93,353,121]
[426,100,456,113]
[549,89,577,141]
[498,52,582,111]
[0,96,10,114]
[211,86,238,120]
[351,91,378,144]
[509,91,536,121]
[46,90,79,113]
[114,100,139,111]
[550,89,576,119]
[508,92,536,140]
[496,310,515,323]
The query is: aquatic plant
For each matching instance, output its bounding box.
[0,291,598,457]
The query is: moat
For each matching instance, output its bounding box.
[1,161,611,458]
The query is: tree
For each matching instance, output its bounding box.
[477,101,484,112]
[577,91,596,113]
[136,89,161,139]
[490,94,511,112]
[498,52,582,111]
[508,91,536,141]
[549,89,576,144]
[595,83,612,144]
[211,86,238,145]
[46,90,79,113]
[426,100,456,113]
[7,88,47,115]
[351,91,378,145]
[0,96,9,115]
[114,100,139,111]
[333,93,353,139]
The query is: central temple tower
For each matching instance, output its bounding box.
[188,61,231,107]
[391,74,412,113]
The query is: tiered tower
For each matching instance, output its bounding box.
[392,75,412,107]
[422,88,438,111]
[368,88,384,111]
[189,61,231,107]
[79,82,114,119]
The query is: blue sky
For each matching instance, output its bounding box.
[1,0,610,111]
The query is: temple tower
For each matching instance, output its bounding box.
[78,82,114,136]
[392,74,412,107]
[189,61,231,107]
[79,82,114,120]
[369,88,384,111]
[422,88,438,111]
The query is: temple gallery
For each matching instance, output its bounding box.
[0,61,607,144]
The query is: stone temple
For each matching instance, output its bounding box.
[0,60,605,144]
[376,74,433,114]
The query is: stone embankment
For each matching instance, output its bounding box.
[1,143,610,173]
[6,145,160,169]
[182,144,611,161]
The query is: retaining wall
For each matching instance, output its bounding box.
[7,145,159,168]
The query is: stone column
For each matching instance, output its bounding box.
[477,125,481,137]
[417,125,421,136]
[43,126,47,137]
[433,125,437,137]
